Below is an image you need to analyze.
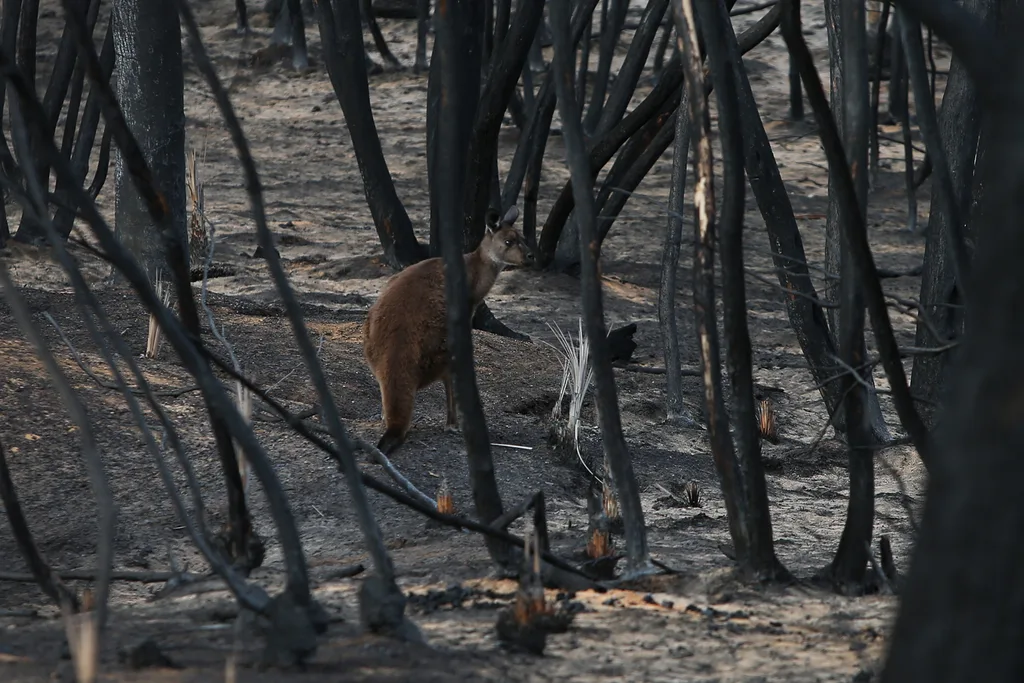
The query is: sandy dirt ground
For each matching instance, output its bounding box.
[0,0,940,680]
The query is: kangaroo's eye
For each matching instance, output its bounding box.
[505,239,514,246]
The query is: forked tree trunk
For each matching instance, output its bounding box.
[683,0,784,580]
[315,0,427,268]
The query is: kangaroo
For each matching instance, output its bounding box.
[363,205,534,454]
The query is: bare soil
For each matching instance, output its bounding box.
[1,1,937,681]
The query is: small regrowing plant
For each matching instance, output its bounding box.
[544,318,595,477]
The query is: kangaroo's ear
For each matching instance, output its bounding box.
[485,209,500,234]
[501,205,520,226]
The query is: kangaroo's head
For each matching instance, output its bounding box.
[480,205,535,268]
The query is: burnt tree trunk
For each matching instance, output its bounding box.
[690,0,785,580]
[718,4,852,437]
[881,2,1024,677]
[823,0,891,445]
[14,0,98,245]
[828,0,874,594]
[433,0,511,569]
[0,0,23,247]
[555,0,671,264]
[461,0,544,250]
[909,0,993,425]
[427,0,482,253]
[658,77,692,424]
[316,0,427,268]
[583,0,628,133]
[111,0,187,276]
[550,0,651,576]
[53,24,114,238]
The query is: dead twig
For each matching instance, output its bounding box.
[353,438,438,511]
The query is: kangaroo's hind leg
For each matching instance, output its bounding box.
[377,372,417,455]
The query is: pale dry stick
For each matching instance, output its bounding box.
[235,372,253,497]
[61,598,98,683]
[146,269,172,359]
[353,438,437,511]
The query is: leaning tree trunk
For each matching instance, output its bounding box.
[823,0,891,445]
[315,0,427,268]
[111,0,187,277]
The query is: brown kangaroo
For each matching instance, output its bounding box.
[363,206,534,454]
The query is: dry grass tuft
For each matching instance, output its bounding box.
[756,397,779,444]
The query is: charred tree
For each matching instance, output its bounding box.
[554,0,671,263]
[415,0,430,72]
[361,0,402,67]
[881,2,1024,678]
[780,0,932,468]
[315,0,427,268]
[433,0,512,569]
[909,0,993,424]
[714,4,856,441]
[14,0,99,246]
[823,0,891,445]
[787,0,802,119]
[427,0,482,252]
[681,0,785,580]
[53,24,114,238]
[828,0,875,594]
[236,0,249,33]
[110,0,187,277]
[592,4,780,245]
[551,0,651,576]
[0,0,22,247]
[461,0,545,250]
[501,0,600,244]
[658,75,692,424]
[583,0,628,133]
